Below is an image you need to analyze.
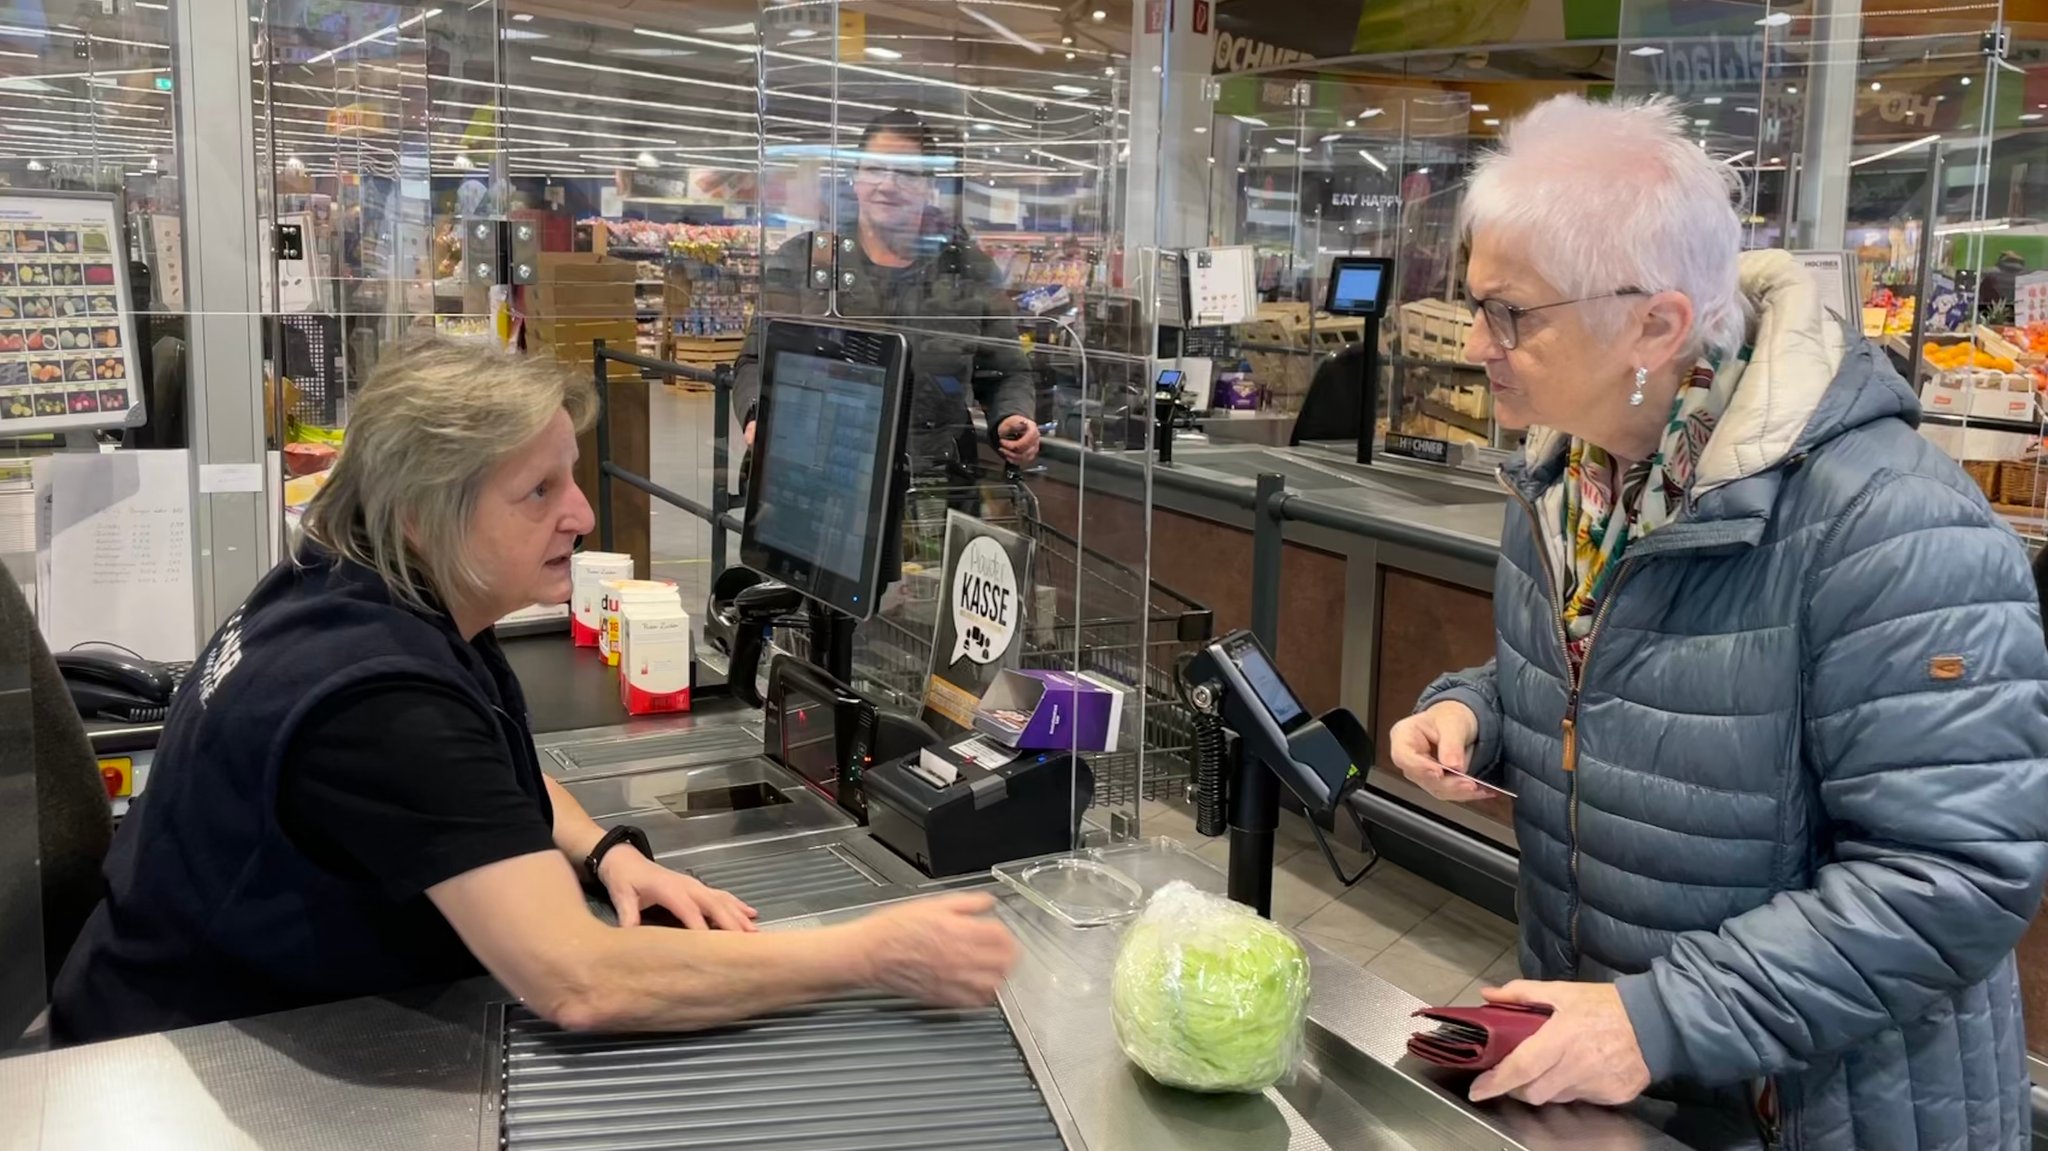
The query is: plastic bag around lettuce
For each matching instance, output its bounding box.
[1110,881,1310,1093]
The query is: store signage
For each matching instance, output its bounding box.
[1145,0,1166,33]
[1213,32,1311,74]
[1386,433,1454,465]
[923,512,1036,732]
[1193,0,1211,34]
[1628,31,1767,100]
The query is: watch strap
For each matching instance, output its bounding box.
[584,824,652,885]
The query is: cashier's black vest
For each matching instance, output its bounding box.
[49,550,552,1045]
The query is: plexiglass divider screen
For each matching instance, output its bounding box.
[754,0,1176,845]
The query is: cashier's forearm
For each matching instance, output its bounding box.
[431,850,871,1032]
[543,776,607,863]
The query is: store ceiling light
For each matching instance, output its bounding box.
[1959,75,1970,86]
[0,24,47,38]
[1786,84,1797,94]
[1065,51,1075,59]
[1356,148,1385,172]
[0,49,34,59]
[1232,114,1266,126]
[1756,10,1792,25]
[974,121,994,130]
[511,12,534,21]
[1193,125,1207,133]
[1694,118,1709,125]
[865,46,903,59]
[787,28,818,38]
[2024,112,2044,121]
[1703,96,1722,105]
[1482,117,1500,126]
[1236,165,1246,172]
[1869,81,1881,90]
[1091,8,1107,20]
[1470,103,1489,112]
[1262,145,1276,153]
[1737,105,1758,113]
[501,28,547,40]
[1629,45,1664,56]
[1053,84,1092,95]
[698,22,755,35]
[1297,145,1310,152]
[24,158,42,170]
[1849,132,1939,167]
[1275,136,1294,144]
[635,150,658,167]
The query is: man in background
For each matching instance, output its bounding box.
[733,110,1040,475]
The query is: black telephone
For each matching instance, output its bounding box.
[56,650,178,721]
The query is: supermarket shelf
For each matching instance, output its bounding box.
[1921,411,2043,435]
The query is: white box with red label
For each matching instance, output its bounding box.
[618,604,692,715]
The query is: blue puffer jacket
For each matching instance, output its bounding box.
[1422,251,2048,1149]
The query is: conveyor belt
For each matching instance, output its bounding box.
[682,846,881,909]
[499,995,1069,1151]
[545,727,763,779]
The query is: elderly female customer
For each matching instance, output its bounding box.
[52,334,1016,1046]
[1389,95,2048,1147]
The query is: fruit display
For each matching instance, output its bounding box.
[1924,341,2018,374]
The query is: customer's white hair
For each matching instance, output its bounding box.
[1460,94,1748,361]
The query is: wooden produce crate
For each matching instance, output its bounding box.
[1398,298,1473,364]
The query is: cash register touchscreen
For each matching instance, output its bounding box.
[741,322,909,620]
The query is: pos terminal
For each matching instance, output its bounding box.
[1184,629,1378,917]
[739,319,1088,876]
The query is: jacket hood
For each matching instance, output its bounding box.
[1509,249,1918,510]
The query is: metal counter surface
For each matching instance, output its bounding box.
[4,821,1724,1151]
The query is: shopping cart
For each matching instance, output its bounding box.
[772,466,1214,810]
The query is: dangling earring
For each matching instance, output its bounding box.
[1629,366,1648,407]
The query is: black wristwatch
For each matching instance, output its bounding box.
[583,824,652,885]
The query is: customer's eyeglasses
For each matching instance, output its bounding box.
[855,163,932,187]
[1464,289,1646,350]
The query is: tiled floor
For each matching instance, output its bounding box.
[646,388,1525,1005]
[1139,798,1521,1007]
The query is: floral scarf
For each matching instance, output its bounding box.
[1541,347,1751,663]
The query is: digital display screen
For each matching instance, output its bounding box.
[750,352,888,583]
[1329,265,1385,315]
[1230,640,1305,727]
[1155,369,1185,391]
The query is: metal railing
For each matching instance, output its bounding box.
[588,339,736,575]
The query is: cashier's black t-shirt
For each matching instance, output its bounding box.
[277,678,558,899]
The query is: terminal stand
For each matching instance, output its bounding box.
[1184,629,1377,919]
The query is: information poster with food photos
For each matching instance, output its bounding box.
[0,192,140,433]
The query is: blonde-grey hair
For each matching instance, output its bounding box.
[299,333,599,613]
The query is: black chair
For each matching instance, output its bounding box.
[1290,343,1367,446]
[0,578,114,1046]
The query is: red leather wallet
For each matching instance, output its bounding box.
[1406,1002,1554,1070]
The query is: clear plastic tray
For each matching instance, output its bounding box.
[992,837,1225,929]
[993,857,1145,927]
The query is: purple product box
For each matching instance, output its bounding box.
[972,669,1127,752]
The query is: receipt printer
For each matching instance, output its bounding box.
[864,734,1094,878]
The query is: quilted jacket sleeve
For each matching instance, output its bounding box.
[1615,470,2048,1086]
[1416,661,1504,780]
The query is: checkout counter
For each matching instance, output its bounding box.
[13,320,1730,1151]
[26,640,1730,1151]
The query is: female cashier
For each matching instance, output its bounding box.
[51,334,1016,1045]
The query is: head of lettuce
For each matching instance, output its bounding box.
[1110,881,1310,1092]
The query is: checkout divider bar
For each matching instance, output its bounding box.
[589,339,737,578]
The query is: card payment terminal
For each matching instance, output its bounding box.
[1186,630,1368,823]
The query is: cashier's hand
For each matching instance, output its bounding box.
[742,420,755,448]
[599,850,759,932]
[1388,701,1491,802]
[1469,981,1651,1108]
[996,416,1041,466]
[856,892,1020,1007]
